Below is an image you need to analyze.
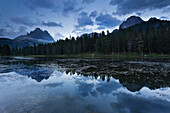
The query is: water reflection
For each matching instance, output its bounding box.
[0,57,170,91]
[0,57,170,113]
[0,59,54,82]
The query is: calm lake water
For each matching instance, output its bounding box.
[0,57,170,113]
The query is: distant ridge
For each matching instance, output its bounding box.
[0,28,55,48]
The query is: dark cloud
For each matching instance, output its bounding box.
[23,0,83,15]
[75,12,94,28]
[10,17,36,26]
[55,33,65,40]
[73,7,84,13]
[63,0,77,13]
[96,13,121,28]
[18,26,27,32]
[23,0,55,10]
[136,12,142,16]
[5,23,13,29]
[0,26,27,38]
[79,11,88,16]
[55,33,64,38]
[72,28,92,35]
[96,26,105,30]
[0,28,5,36]
[82,0,96,4]
[36,12,45,17]
[44,82,63,88]
[90,11,98,18]
[42,21,63,27]
[60,0,84,15]
[12,26,27,37]
[110,0,170,15]
[163,7,170,13]
[160,16,169,20]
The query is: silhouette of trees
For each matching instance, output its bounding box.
[1,44,11,55]
[1,20,170,56]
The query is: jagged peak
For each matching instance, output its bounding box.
[35,28,42,31]
[44,30,49,34]
[30,28,43,34]
[119,15,144,29]
[14,28,55,42]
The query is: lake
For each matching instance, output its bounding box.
[0,57,170,113]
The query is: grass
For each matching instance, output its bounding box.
[1,52,170,59]
[146,53,170,57]
[1,52,168,59]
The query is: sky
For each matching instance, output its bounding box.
[0,0,170,40]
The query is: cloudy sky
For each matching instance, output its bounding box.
[0,0,170,40]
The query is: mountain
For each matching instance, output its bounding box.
[0,28,55,48]
[119,16,144,29]
[14,28,54,42]
[1,16,169,49]
[119,17,170,32]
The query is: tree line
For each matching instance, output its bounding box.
[0,24,169,56]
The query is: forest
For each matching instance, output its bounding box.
[0,21,170,56]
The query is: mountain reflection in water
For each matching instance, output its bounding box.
[0,57,169,113]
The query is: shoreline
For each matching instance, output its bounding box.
[1,53,170,59]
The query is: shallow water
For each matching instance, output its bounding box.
[0,57,170,113]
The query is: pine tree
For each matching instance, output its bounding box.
[15,46,19,55]
[0,46,1,55]
[136,33,144,56]
[2,44,11,55]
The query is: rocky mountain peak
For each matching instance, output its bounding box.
[26,28,55,42]
[119,16,144,29]
[148,17,159,22]
[34,28,43,32]
[11,28,55,48]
